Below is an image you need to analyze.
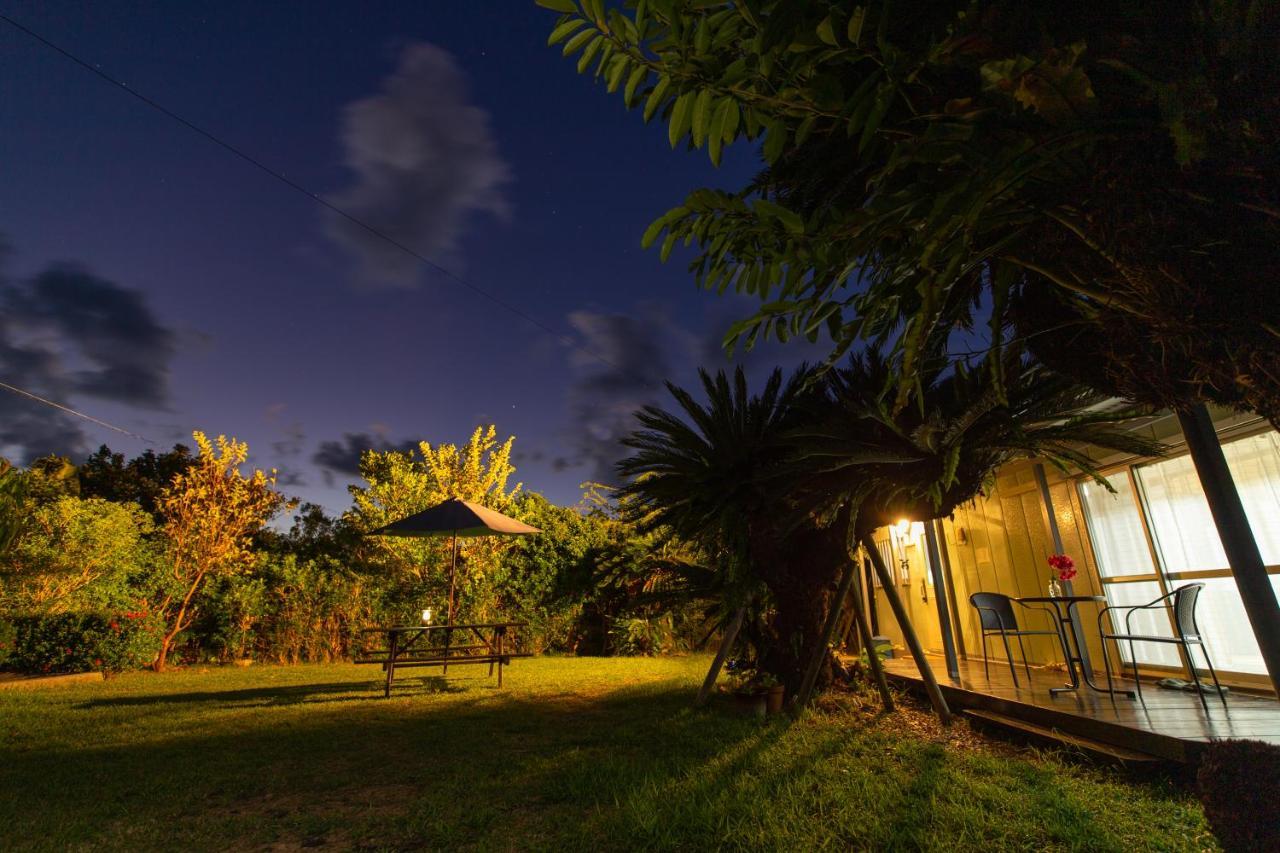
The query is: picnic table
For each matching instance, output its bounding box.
[355,622,531,697]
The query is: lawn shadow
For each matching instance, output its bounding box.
[76,680,381,708]
[12,678,798,849]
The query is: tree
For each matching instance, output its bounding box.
[618,365,848,693]
[79,444,195,522]
[347,425,523,620]
[542,0,1279,420]
[0,496,156,614]
[543,0,1280,692]
[154,432,284,670]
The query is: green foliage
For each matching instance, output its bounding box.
[609,614,675,656]
[3,612,162,674]
[1197,738,1280,851]
[1,496,159,615]
[0,437,675,670]
[542,1,1280,422]
[79,443,195,522]
[347,425,522,620]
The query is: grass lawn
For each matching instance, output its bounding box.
[0,655,1214,851]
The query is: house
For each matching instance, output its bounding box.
[859,407,1280,761]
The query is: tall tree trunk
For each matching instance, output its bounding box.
[1178,404,1280,695]
[754,521,846,696]
[861,533,952,724]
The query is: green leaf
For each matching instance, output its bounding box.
[562,29,595,57]
[536,0,578,12]
[753,199,804,235]
[816,15,839,47]
[577,35,603,73]
[643,76,671,122]
[547,18,586,46]
[641,218,667,249]
[623,65,648,106]
[847,6,866,45]
[763,119,787,163]
[691,89,713,147]
[668,91,695,147]
[660,232,678,262]
[605,55,629,92]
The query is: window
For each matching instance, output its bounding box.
[1079,430,1280,677]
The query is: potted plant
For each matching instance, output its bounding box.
[722,666,786,718]
[755,672,786,715]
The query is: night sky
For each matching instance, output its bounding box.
[0,2,818,512]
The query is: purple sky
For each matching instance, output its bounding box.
[0,2,819,512]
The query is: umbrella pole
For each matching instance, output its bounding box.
[444,530,457,675]
[448,531,458,624]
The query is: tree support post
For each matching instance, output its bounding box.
[922,521,960,679]
[795,561,859,710]
[695,606,746,707]
[861,533,952,724]
[1178,404,1280,696]
[846,558,894,712]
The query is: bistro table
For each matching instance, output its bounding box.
[354,622,531,697]
[1016,595,1136,698]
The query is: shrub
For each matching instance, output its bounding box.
[610,615,675,656]
[3,612,162,674]
[1197,738,1280,851]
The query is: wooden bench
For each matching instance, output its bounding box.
[354,622,531,697]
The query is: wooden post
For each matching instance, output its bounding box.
[923,521,960,679]
[847,560,894,711]
[1178,404,1280,696]
[861,533,952,723]
[695,607,746,707]
[795,561,858,710]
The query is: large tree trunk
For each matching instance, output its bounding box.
[753,520,847,697]
[1178,404,1280,695]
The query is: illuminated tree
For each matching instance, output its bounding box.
[347,425,522,618]
[154,432,285,671]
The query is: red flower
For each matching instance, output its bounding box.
[1047,553,1077,580]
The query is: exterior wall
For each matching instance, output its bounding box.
[869,459,1104,670]
[867,408,1273,681]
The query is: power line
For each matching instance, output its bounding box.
[0,13,649,386]
[0,379,156,444]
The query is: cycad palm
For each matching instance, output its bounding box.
[793,348,1163,538]
[618,366,847,690]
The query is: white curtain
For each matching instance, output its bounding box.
[1078,476,1155,578]
[1081,430,1280,675]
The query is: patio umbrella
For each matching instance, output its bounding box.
[370,497,540,623]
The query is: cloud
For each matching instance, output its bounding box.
[0,263,176,463]
[7,266,175,406]
[325,43,511,287]
[558,309,679,486]
[311,432,421,486]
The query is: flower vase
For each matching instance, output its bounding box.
[1047,577,1063,598]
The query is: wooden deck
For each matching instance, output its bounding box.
[880,655,1280,764]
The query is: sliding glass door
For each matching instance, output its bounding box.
[1078,430,1280,678]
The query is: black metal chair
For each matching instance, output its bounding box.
[969,592,1061,687]
[1097,582,1227,712]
